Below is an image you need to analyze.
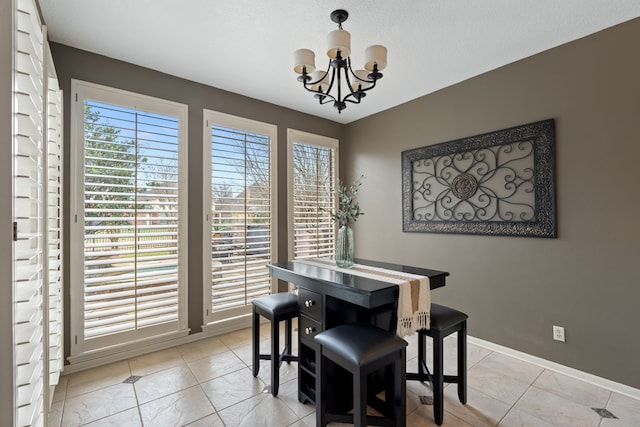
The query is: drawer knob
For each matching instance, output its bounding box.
[305,327,316,335]
[304,299,315,308]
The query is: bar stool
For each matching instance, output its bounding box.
[315,323,408,427]
[407,303,468,426]
[252,292,299,396]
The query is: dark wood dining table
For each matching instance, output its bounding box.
[267,258,449,406]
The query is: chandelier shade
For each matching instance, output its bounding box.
[327,29,351,59]
[293,9,387,113]
[365,45,387,71]
[293,49,316,74]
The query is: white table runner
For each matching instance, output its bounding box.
[293,258,430,336]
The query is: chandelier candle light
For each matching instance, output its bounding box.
[293,9,387,113]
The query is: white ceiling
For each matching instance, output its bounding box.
[39,0,640,124]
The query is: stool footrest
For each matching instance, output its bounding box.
[444,375,461,384]
[324,413,397,427]
[259,354,298,362]
[259,354,299,362]
[405,372,461,385]
[406,372,430,382]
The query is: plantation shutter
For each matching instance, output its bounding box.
[81,100,182,344]
[292,142,336,259]
[14,0,45,424]
[207,120,274,318]
[45,64,63,390]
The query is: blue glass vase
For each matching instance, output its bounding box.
[335,224,354,268]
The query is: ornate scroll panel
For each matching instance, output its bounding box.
[402,119,556,237]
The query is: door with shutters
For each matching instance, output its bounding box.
[12,0,64,424]
[70,81,188,357]
[203,110,277,325]
[13,0,46,424]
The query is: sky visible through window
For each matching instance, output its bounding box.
[85,100,179,189]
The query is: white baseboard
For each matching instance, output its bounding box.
[63,315,254,375]
[468,335,640,401]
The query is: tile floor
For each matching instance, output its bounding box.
[48,324,640,427]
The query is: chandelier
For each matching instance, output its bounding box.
[293,9,387,113]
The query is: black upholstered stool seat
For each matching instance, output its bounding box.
[315,323,408,427]
[253,292,299,317]
[428,304,468,330]
[407,303,468,426]
[252,293,299,396]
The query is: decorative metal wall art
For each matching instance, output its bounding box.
[402,119,556,237]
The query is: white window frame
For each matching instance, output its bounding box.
[287,129,339,261]
[69,80,189,360]
[202,110,278,329]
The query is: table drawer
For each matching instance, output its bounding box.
[299,315,322,346]
[299,288,322,321]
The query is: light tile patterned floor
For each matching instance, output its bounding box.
[48,325,640,426]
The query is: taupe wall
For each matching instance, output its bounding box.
[344,18,640,388]
[49,43,345,360]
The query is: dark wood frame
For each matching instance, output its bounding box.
[402,119,556,237]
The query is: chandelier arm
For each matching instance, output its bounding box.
[343,97,364,105]
[323,64,339,100]
[346,61,382,93]
[346,60,375,86]
[343,57,358,95]
[317,96,335,106]
[300,64,340,105]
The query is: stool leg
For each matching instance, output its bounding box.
[354,368,367,427]
[385,364,394,416]
[395,349,407,427]
[285,317,292,361]
[418,329,427,378]
[317,346,327,427]
[252,309,259,377]
[433,331,444,426]
[271,318,280,396]
[458,321,467,404]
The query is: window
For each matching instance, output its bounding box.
[70,81,188,358]
[203,110,277,325]
[287,129,338,260]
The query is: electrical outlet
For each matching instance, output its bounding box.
[553,325,565,342]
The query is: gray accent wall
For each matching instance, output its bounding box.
[49,43,345,361]
[343,18,640,388]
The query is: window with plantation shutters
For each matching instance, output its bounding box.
[203,111,276,324]
[70,81,188,356]
[14,0,45,424]
[287,130,338,261]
